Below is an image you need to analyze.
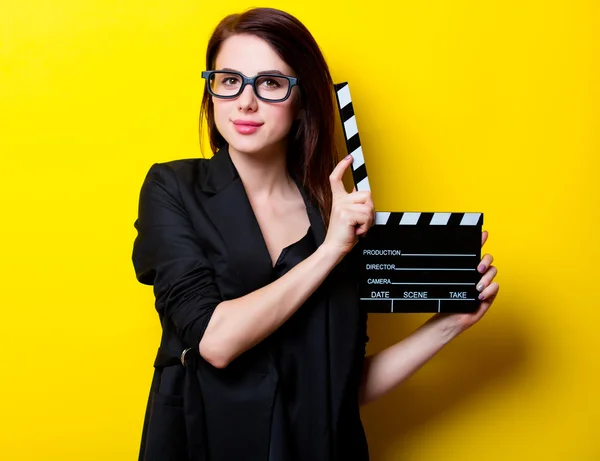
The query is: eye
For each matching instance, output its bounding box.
[257,76,285,90]
[221,75,241,86]
[262,79,280,88]
[216,72,241,87]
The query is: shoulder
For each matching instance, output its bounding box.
[148,157,210,179]
[139,146,236,198]
[141,157,212,193]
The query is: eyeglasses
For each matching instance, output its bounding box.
[201,70,299,103]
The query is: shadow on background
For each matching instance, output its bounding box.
[360,289,531,459]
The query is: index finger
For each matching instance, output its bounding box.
[329,154,353,199]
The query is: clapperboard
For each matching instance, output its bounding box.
[334,82,483,314]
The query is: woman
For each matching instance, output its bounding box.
[132,7,499,461]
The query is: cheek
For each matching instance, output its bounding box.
[212,101,230,128]
[268,103,296,130]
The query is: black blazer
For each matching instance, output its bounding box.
[132,145,369,461]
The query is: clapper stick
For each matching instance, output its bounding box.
[333,82,484,313]
[333,82,371,192]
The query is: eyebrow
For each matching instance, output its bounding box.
[220,67,288,76]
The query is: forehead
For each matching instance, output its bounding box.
[214,34,295,76]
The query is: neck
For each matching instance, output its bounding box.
[228,142,294,199]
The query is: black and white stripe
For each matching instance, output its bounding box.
[334,82,370,191]
[374,212,483,226]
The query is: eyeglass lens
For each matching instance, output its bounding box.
[209,72,290,100]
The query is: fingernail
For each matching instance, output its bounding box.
[478,293,485,300]
[478,264,486,272]
[477,283,484,292]
[345,154,352,160]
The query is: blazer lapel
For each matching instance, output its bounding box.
[293,175,325,246]
[199,145,273,296]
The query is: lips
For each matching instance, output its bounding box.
[232,120,263,127]
[232,119,263,135]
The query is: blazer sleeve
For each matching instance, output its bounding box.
[132,162,222,349]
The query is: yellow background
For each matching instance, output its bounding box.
[1,0,598,459]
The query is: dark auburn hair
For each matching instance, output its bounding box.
[199,7,338,227]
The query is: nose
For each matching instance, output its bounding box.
[237,83,258,112]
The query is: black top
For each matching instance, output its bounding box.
[267,225,332,461]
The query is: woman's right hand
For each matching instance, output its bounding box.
[323,154,375,260]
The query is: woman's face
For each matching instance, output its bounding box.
[211,34,299,158]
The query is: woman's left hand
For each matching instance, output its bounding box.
[431,230,499,340]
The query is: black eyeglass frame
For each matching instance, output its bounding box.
[201,70,299,103]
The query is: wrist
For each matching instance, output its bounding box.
[423,314,464,346]
[315,242,344,268]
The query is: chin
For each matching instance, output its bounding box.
[227,135,284,157]
[227,138,264,156]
